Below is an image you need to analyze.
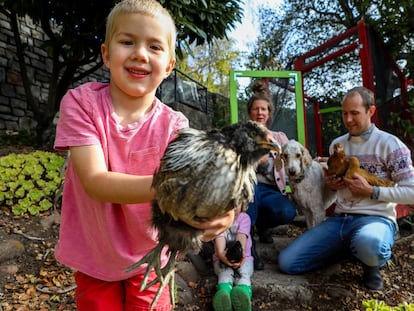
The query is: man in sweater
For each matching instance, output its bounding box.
[278,86,414,290]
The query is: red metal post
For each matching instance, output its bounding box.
[357,20,377,122]
[313,102,323,156]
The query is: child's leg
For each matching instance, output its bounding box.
[213,261,234,311]
[231,261,253,311]
[213,282,233,311]
[125,270,172,311]
[231,284,252,311]
[235,260,254,286]
[75,271,124,311]
[213,260,235,284]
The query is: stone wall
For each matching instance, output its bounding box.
[0,12,228,135]
[0,12,111,133]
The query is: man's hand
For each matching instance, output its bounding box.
[325,172,345,191]
[343,173,374,197]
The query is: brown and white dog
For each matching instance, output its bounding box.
[282,140,336,228]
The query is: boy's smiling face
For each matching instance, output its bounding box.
[101,13,175,100]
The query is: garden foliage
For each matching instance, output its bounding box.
[0,151,65,215]
[363,299,414,311]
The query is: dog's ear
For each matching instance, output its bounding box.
[274,152,283,171]
[301,145,313,168]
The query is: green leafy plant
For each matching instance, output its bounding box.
[0,151,65,216]
[389,95,414,148]
[50,295,61,303]
[362,299,414,311]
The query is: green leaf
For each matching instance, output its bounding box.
[14,187,26,199]
[12,204,27,216]
[39,199,53,211]
[21,180,35,191]
[28,189,44,202]
[28,205,40,215]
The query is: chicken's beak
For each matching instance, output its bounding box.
[260,141,282,154]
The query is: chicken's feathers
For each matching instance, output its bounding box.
[153,121,273,225]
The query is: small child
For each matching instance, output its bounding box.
[212,205,254,311]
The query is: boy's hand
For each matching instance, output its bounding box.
[189,210,235,242]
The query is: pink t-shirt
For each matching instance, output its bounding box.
[54,82,189,281]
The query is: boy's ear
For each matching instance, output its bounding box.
[101,44,110,68]
[165,59,176,78]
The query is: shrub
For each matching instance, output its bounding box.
[362,299,414,311]
[0,151,66,216]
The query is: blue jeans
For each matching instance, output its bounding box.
[247,183,296,229]
[278,214,397,274]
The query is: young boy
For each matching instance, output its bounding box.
[54,1,234,310]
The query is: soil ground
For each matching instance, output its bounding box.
[1,210,414,311]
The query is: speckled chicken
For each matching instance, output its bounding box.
[126,121,281,309]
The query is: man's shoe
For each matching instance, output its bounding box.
[258,228,273,244]
[251,239,264,270]
[363,265,384,290]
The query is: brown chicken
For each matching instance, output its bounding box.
[327,143,394,187]
[126,121,281,310]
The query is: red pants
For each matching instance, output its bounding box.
[75,271,172,311]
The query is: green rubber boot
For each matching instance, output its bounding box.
[231,284,252,311]
[212,282,233,311]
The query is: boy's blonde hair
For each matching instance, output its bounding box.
[104,0,177,61]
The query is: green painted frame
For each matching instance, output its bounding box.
[229,70,306,145]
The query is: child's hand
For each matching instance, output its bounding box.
[189,210,235,242]
[217,251,232,266]
[217,252,245,268]
[228,256,245,269]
